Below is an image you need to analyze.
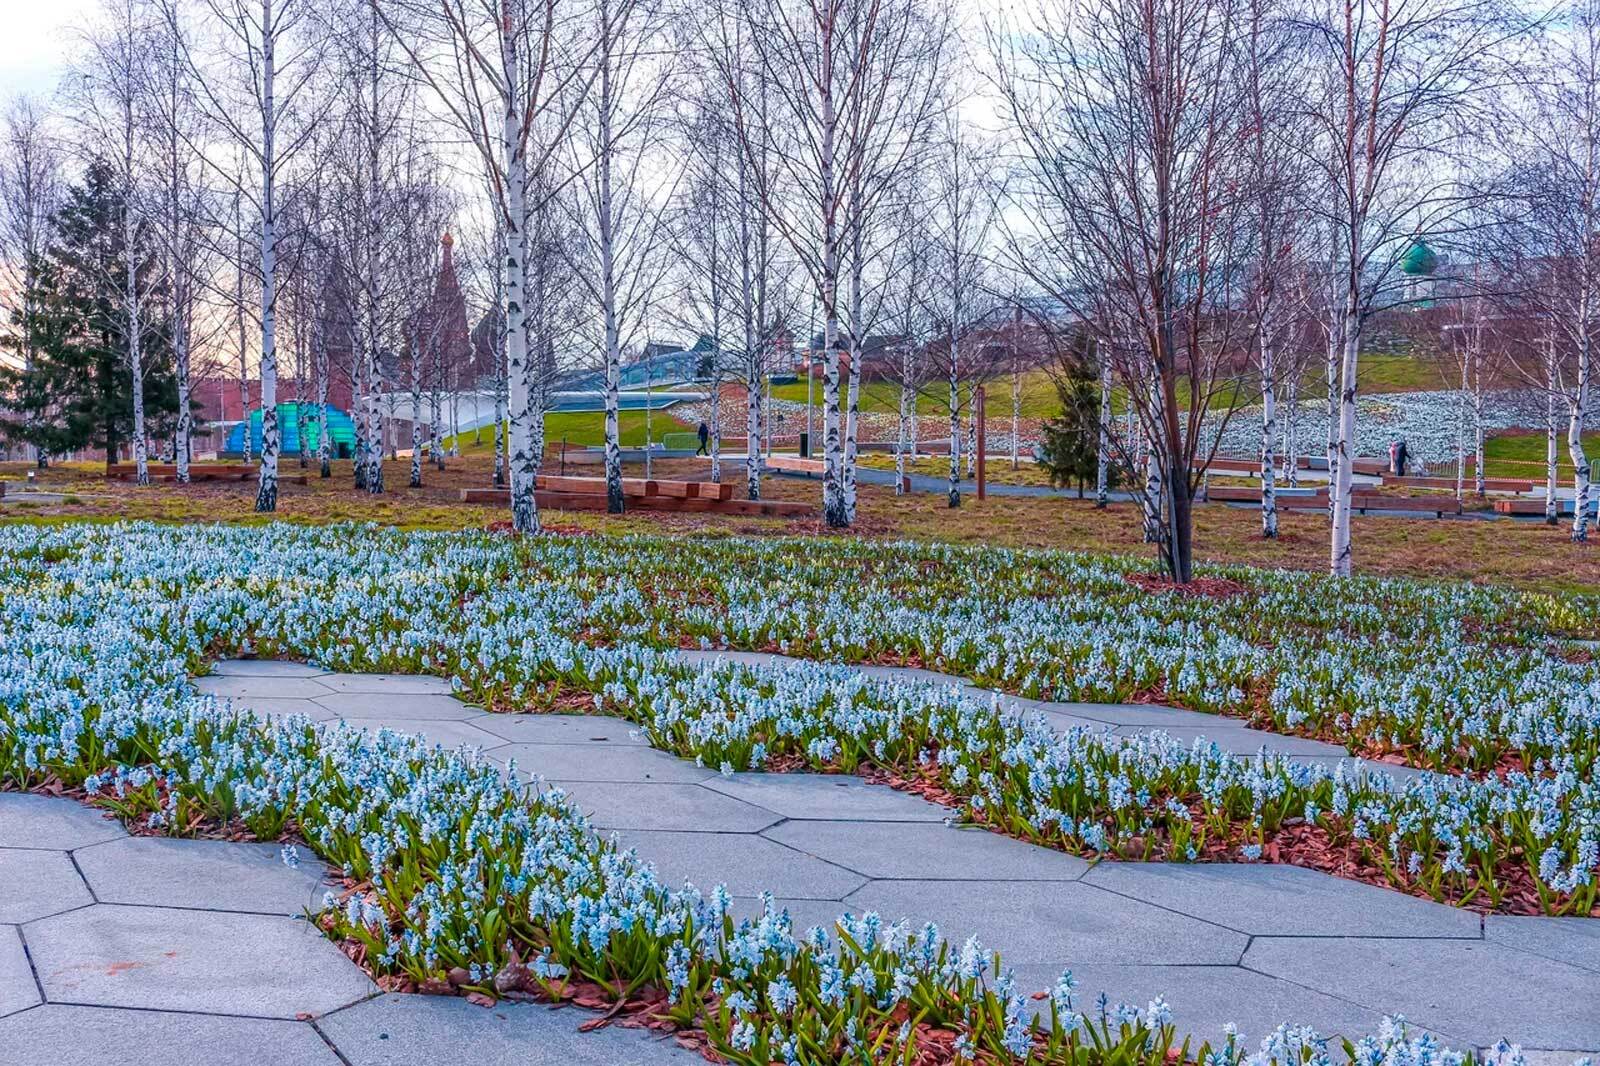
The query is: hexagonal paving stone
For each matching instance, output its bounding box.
[317,673,458,695]
[842,880,1248,965]
[490,743,715,783]
[1081,862,1481,938]
[195,676,337,699]
[1484,916,1600,975]
[312,691,482,720]
[209,660,330,679]
[0,926,39,1019]
[1109,724,1350,758]
[26,904,374,1017]
[319,993,697,1065]
[1242,936,1600,1050]
[1006,962,1391,1048]
[74,838,329,916]
[549,781,781,833]
[466,713,648,747]
[342,717,506,751]
[0,794,125,850]
[0,1004,341,1065]
[610,830,867,899]
[1046,702,1229,728]
[224,696,339,722]
[762,820,1089,881]
[702,772,950,821]
[0,850,91,923]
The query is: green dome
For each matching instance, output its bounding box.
[1400,240,1437,276]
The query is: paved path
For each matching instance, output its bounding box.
[0,787,693,1065]
[6,660,1598,1063]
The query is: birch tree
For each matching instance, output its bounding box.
[700,7,787,500]
[995,0,1254,582]
[1297,0,1521,569]
[147,0,214,483]
[0,98,63,467]
[72,0,157,486]
[1240,0,1310,538]
[187,0,326,512]
[381,0,594,534]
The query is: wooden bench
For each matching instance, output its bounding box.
[1352,494,1462,517]
[1194,457,1263,474]
[534,474,733,500]
[1203,486,1328,508]
[1385,475,1534,494]
[1493,498,1593,517]
[537,474,656,496]
[459,487,812,518]
[766,455,826,475]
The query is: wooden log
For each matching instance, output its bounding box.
[1352,494,1462,517]
[536,474,656,496]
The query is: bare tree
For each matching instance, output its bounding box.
[0,97,63,467]
[1486,0,1600,539]
[70,0,158,485]
[147,0,217,483]
[1240,0,1313,538]
[565,0,677,512]
[996,0,1254,582]
[380,0,595,534]
[924,117,999,508]
[1296,0,1523,569]
[185,0,327,511]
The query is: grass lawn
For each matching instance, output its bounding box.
[444,409,691,452]
[1480,430,1600,480]
[770,354,1443,422]
[8,451,1600,593]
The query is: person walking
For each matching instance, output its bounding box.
[696,420,710,456]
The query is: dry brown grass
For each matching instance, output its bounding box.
[4,455,1595,593]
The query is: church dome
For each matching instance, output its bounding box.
[1400,240,1438,276]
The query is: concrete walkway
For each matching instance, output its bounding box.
[0,788,693,1065]
[6,660,1598,1062]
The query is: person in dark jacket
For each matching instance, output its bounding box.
[1396,438,1408,477]
[696,421,710,456]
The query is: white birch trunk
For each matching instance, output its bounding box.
[819,21,846,528]
[896,356,910,494]
[410,331,423,488]
[122,98,147,488]
[1328,300,1361,576]
[842,219,862,522]
[429,336,444,471]
[316,311,330,478]
[946,324,960,508]
[502,8,538,534]
[1260,337,1278,538]
[597,0,623,515]
[1095,358,1109,507]
[1284,371,1299,486]
[253,0,279,513]
[1546,337,1559,525]
[1010,366,1021,470]
[1570,295,1592,541]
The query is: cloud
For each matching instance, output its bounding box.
[0,1,91,100]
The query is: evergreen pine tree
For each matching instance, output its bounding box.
[0,160,177,469]
[1038,331,1114,497]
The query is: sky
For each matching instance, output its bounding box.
[0,1,93,101]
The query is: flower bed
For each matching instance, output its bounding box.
[1,522,1595,1063]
